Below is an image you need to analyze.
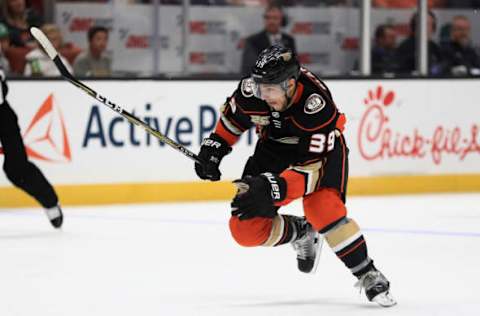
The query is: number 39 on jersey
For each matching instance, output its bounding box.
[309,130,335,154]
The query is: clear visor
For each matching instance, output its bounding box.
[252,80,288,100]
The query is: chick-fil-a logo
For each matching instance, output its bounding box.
[358,86,480,165]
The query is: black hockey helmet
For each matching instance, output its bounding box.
[251,45,300,85]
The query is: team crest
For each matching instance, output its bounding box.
[304,94,326,114]
[241,78,255,98]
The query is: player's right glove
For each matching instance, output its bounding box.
[195,133,232,181]
[230,173,286,220]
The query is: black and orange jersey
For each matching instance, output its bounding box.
[214,67,347,204]
[215,67,346,166]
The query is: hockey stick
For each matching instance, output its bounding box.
[29,27,205,166]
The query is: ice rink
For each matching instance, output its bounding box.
[0,193,479,316]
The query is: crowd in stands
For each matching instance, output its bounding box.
[242,4,480,77]
[164,0,480,7]
[373,0,480,7]
[370,11,480,76]
[60,0,480,7]
[0,0,479,78]
[0,0,111,77]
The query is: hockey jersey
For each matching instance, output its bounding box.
[215,67,345,166]
[214,67,347,203]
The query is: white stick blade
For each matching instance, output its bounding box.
[30,27,58,60]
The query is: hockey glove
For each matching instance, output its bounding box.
[195,133,232,181]
[231,173,287,221]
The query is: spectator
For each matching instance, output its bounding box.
[371,24,398,74]
[0,23,11,72]
[0,0,43,48]
[240,4,296,76]
[442,16,480,76]
[24,24,73,77]
[395,11,445,75]
[73,26,111,77]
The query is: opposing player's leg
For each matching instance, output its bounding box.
[0,102,63,228]
[305,134,395,307]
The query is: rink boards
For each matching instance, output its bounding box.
[1,79,479,206]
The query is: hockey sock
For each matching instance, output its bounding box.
[323,218,374,278]
[262,215,304,247]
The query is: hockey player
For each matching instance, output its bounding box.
[0,68,63,228]
[194,45,396,307]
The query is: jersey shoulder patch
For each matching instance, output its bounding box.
[232,79,269,115]
[290,92,337,132]
[240,77,255,98]
[304,93,326,115]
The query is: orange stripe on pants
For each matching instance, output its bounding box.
[303,188,347,232]
[229,216,273,247]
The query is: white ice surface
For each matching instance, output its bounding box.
[0,193,479,316]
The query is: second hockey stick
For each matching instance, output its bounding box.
[30,27,205,166]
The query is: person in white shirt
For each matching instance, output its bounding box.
[24,24,73,77]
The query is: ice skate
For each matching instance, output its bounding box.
[44,205,63,229]
[291,218,323,273]
[355,269,396,307]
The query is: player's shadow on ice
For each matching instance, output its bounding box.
[228,297,377,309]
[0,231,62,240]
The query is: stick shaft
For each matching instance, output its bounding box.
[55,57,203,164]
[31,27,203,166]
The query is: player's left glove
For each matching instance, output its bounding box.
[231,173,286,221]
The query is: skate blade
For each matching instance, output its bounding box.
[307,233,324,274]
[372,291,397,307]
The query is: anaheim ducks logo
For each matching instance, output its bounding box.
[304,93,326,114]
[241,77,255,98]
